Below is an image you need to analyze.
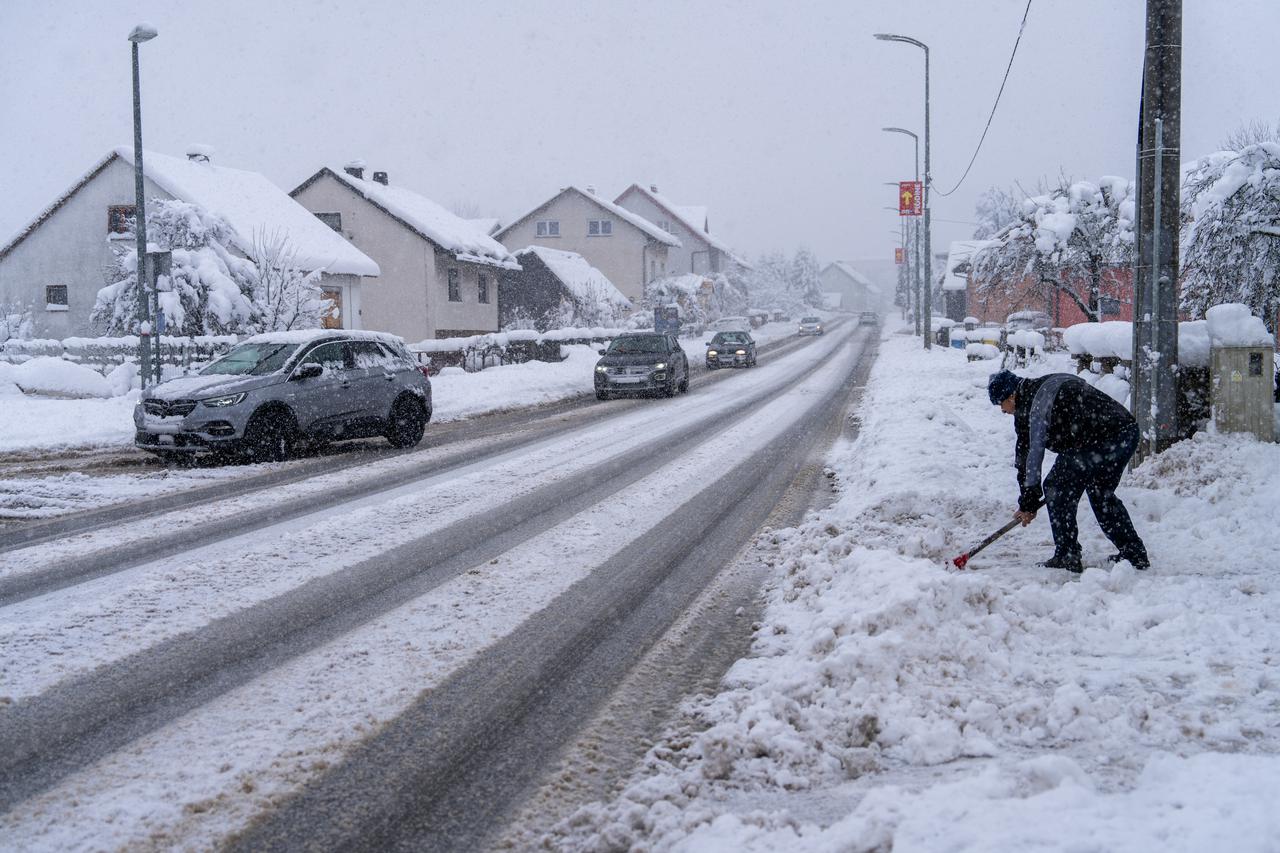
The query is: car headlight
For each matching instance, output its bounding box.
[595,365,608,373]
[707,350,717,357]
[653,362,666,370]
[202,393,246,408]
[736,349,746,355]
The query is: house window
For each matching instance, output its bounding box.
[588,219,613,236]
[536,220,560,238]
[657,219,672,234]
[45,284,69,311]
[107,205,135,235]
[448,268,461,302]
[315,212,342,232]
[478,273,489,304]
[1099,296,1121,316]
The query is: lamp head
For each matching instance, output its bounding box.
[128,23,158,43]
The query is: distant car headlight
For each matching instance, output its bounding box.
[202,393,246,408]
[736,349,746,355]
[707,349,717,357]
[653,362,666,370]
[595,365,608,373]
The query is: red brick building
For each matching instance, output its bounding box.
[965,265,1134,327]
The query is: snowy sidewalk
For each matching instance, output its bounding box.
[549,328,1280,851]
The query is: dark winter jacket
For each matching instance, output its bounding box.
[1012,373,1136,511]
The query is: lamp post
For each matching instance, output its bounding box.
[129,23,157,387]
[883,129,921,336]
[875,33,931,350]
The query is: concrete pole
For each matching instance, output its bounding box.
[131,40,152,388]
[1132,0,1182,460]
[922,43,932,350]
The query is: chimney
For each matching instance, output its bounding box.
[185,143,213,163]
[586,185,596,195]
[343,158,367,180]
[650,184,659,194]
[372,171,389,186]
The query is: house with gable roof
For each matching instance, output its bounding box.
[499,246,631,331]
[613,183,751,278]
[494,186,679,303]
[291,164,520,341]
[819,261,880,313]
[0,146,380,340]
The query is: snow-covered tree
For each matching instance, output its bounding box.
[971,176,1135,323]
[972,185,1022,240]
[1,303,33,343]
[251,229,329,332]
[1180,142,1280,331]
[791,247,823,307]
[93,199,259,336]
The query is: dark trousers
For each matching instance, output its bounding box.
[1042,424,1147,561]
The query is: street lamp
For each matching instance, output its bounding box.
[875,33,932,350]
[883,128,922,336]
[129,23,157,387]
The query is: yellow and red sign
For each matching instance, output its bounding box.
[898,181,923,216]
[894,247,906,264]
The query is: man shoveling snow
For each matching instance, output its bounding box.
[987,369,1149,572]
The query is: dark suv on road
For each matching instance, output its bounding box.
[594,332,689,400]
[705,331,757,368]
[134,331,432,463]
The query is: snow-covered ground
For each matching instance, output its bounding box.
[547,325,1280,851]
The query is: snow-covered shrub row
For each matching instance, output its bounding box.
[547,337,1280,852]
[1063,319,1216,367]
[409,328,627,354]
[0,356,113,398]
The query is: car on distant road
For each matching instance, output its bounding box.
[798,316,824,336]
[709,316,751,333]
[594,332,689,400]
[134,330,432,463]
[859,311,879,326]
[705,331,757,369]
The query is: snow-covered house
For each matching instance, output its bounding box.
[499,246,631,331]
[938,240,990,321]
[819,261,879,312]
[291,165,520,340]
[495,186,679,303]
[0,147,379,339]
[613,183,750,277]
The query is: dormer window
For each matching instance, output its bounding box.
[588,219,613,236]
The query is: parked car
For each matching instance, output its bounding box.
[705,331,757,369]
[798,316,824,336]
[134,330,432,463]
[859,311,879,326]
[709,316,751,333]
[594,332,689,400]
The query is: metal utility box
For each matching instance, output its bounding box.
[1210,345,1275,441]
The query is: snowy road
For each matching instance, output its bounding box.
[0,322,876,851]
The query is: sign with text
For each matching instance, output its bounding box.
[895,247,906,264]
[898,181,923,216]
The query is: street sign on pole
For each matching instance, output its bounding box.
[895,247,906,264]
[899,181,922,216]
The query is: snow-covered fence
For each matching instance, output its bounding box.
[0,334,238,374]
[408,327,627,373]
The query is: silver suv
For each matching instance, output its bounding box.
[134,330,432,462]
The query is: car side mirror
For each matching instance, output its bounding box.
[704,342,712,347]
[598,349,606,356]
[293,363,324,381]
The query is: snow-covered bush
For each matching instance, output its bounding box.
[251,229,330,331]
[93,199,259,336]
[1,305,33,343]
[1181,143,1280,331]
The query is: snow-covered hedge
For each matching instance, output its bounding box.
[1063,320,1214,367]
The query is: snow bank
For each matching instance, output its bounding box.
[548,337,1280,852]
[1206,302,1274,347]
[1007,330,1044,351]
[966,342,999,360]
[9,357,112,398]
[1064,320,1219,367]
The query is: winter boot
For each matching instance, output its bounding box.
[1107,552,1150,571]
[1039,552,1084,573]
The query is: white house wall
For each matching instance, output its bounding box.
[498,192,667,302]
[0,157,175,339]
[614,189,719,276]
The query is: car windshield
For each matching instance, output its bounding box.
[608,335,667,355]
[200,342,300,376]
[712,333,749,345]
[802,317,820,323]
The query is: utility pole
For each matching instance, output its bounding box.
[129,23,158,388]
[1132,0,1182,460]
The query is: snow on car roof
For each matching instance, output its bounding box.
[241,328,407,346]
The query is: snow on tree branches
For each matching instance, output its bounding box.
[1180,142,1280,332]
[251,230,331,332]
[971,177,1135,323]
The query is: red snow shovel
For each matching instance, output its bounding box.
[951,502,1044,570]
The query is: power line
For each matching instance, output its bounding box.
[934,0,1034,198]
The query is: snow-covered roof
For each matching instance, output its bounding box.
[614,184,750,265]
[516,246,631,309]
[940,240,993,291]
[114,148,380,277]
[500,187,680,248]
[825,261,880,294]
[674,205,708,231]
[242,328,406,346]
[468,217,502,237]
[312,168,519,271]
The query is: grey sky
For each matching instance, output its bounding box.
[2,0,1277,271]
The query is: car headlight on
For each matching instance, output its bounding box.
[202,393,246,408]
[736,349,746,355]
[707,350,717,357]
[653,362,666,371]
[595,365,608,373]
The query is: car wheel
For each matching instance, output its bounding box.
[663,376,677,398]
[242,410,294,464]
[679,373,689,394]
[596,388,610,401]
[386,396,427,448]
